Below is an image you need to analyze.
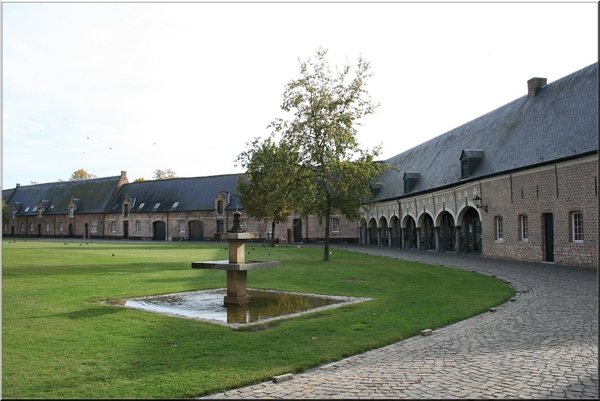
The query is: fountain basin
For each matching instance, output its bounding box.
[102,288,372,327]
[191,260,280,271]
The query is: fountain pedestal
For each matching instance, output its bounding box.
[191,213,280,305]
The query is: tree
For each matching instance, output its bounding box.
[133,177,146,183]
[70,169,97,181]
[269,48,388,260]
[2,199,9,222]
[235,136,308,246]
[153,168,176,180]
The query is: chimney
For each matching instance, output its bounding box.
[527,77,547,98]
[16,183,20,187]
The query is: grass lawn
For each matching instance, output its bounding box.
[2,239,513,398]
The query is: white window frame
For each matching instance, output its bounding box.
[520,215,528,241]
[572,212,583,243]
[111,221,116,233]
[495,216,503,241]
[46,222,50,232]
[136,221,141,232]
[4,223,8,231]
[69,208,74,218]
[59,222,64,232]
[30,223,34,231]
[21,223,25,231]
[92,221,98,234]
[180,221,186,232]
[332,218,340,233]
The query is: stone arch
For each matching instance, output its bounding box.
[456,205,482,254]
[437,210,457,252]
[378,215,389,246]
[416,212,436,251]
[389,215,401,247]
[401,214,418,249]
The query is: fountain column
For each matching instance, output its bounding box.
[192,211,280,305]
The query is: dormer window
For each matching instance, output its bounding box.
[215,190,230,214]
[37,200,49,218]
[152,203,161,211]
[403,172,420,193]
[370,182,383,196]
[460,149,484,178]
[122,194,133,217]
[11,202,21,218]
[24,206,30,213]
[68,198,80,218]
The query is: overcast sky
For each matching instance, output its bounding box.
[2,1,598,188]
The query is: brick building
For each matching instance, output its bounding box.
[2,172,358,244]
[361,62,597,267]
[3,63,596,267]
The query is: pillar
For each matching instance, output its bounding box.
[224,270,250,305]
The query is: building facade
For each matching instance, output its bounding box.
[3,63,597,267]
[2,172,358,244]
[360,63,598,268]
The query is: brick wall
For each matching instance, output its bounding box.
[362,155,597,268]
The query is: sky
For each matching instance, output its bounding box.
[2,1,598,188]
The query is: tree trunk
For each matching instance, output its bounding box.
[271,220,276,247]
[323,195,331,261]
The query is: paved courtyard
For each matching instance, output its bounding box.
[202,245,598,399]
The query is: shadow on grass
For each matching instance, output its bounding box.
[38,307,126,320]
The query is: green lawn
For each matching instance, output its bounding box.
[2,239,513,398]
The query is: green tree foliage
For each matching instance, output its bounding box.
[133,177,146,183]
[69,169,97,181]
[2,199,9,222]
[235,136,307,246]
[269,48,388,260]
[153,168,176,180]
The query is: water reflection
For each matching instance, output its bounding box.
[110,289,355,324]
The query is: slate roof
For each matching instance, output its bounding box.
[105,174,243,214]
[374,62,598,202]
[3,188,16,204]
[5,175,123,216]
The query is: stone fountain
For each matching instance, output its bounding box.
[191,211,280,305]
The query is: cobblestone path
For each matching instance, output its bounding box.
[202,245,598,399]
